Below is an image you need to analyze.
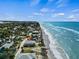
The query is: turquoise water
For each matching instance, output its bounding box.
[41,22,79,59]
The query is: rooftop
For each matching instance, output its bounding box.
[18,53,36,59]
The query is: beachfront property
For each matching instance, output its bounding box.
[15,30,48,59]
[0,21,48,59]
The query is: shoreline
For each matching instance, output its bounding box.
[41,25,56,59]
[0,21,69,59]
[40,23,70,59]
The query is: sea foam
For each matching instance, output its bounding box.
[40,24,69,59]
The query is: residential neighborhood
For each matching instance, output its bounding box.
[0,21,48,59]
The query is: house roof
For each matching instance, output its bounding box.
[18,53,36,59]
[24,40,36,45]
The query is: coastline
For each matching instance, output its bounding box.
[40,23,70,59]
[40,25,56,59]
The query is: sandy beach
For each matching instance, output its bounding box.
[41,26,56,59]
[41,23,70,59]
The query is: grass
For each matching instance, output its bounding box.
[22,47,35,53]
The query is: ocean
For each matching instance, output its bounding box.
[41,22,79,59]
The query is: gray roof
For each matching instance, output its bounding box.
[24,40,36,45]
[18,53,36,59]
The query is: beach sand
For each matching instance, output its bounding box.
[41,24,69,59]
[42,27,56,59]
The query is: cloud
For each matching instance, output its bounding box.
[30,0,40,6]
[57,4,65,8]
[0,13,16,21]
[56,0,68,8]
[52,13,65,17]
[40,8,49,12]
[56,13,64,16]
[72,9,79,12]
[66,15,78,21]
[56,0,62,4]
[27,15,36,20]
[40,8,55,13]
[33,12,43,16]
[67,15,76,19]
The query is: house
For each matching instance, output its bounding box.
[18,53,36,59]
[2,41,14,48]
[23,40,36,47]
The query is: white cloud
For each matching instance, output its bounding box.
[52,13,65,17]
[40,8,55,13]
[56,0,68,8]
[33,12,43,16]
[72,9,79,12]
[27,15,35,20]
[57,4,64,8]
[66,15,78,21]
[57,13,64,16]
[0,13,17,21]
[56,0,62,4]
[30,0,40,6]
[67,15,76,19]
[40,8,49,12]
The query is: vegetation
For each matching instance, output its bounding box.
[0,21,40,59]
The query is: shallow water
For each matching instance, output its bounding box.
[41,22,79,59]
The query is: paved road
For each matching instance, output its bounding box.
[0,41,14,49]
[14,39,27,59]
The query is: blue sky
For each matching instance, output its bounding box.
[0,0,79,21]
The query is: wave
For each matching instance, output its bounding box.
[47,23,79,35]
[40,24,70,59]
[40,22,79,59]
[47,23,79,42]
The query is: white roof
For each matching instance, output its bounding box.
[3,41,14,48]
[33,31,39,33]
[24,40,36,45]
[18,53,36,59]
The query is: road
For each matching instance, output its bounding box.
[14,39,27,59]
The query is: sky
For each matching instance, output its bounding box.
[0,0,79,21]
